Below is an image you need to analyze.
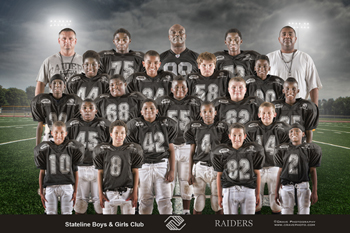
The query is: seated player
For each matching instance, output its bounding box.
[213,76,263,125]
[156,75,202,215]
[126,99,178,214]
[94,120,143,215]
[244,55,284,102]
[272,77,319,143]
[184,101,230,215]
[212,123,265,215]
[274,123,322,215]
[31,74,82,145]
[94,74,146,123]
[214,28,260,78]
[99,28,144,79]
[126,50,175,100]
[186,52,231,102]
[245,102,290,214]
[66,99,111,215]
[34,121,84,215]
[66,50,109,100]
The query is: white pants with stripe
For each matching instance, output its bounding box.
[45,184,73,215]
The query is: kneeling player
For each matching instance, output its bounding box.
[274,123,322,215]
[94,120,143,215]
[34,121,84,215]
[212,123,265,214]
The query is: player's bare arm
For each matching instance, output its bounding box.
[216,172,223,209]
[306,130,313,143]
[165,143,175,182]
[254,169,261,206]
[39,169,47,209]
[35,81,46,96]
[126,168,139,207]
[36,122,44,145]
[274,168,283,206]
[310,167,318,205]
[97,169,109,208]
[71,171,79,207]
[188,144,196,185]
[309,88,319,106]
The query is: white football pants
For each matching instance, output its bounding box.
[279,182,311,214]
[257,166,281,212]
[223,186,256,215]
[103,188,134,215]
[45,184,73,215]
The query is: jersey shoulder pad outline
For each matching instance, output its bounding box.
[191,122,202,128]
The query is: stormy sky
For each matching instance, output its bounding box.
[0,0,349,100]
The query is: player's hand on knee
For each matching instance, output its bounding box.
[71,191,77,206]
[188,174,195,185]
[40,193,47,209]
[275,193,281,206]
[165,170,175,182]
[218,195,223,209]
[99,193,109,208]
[310,192,318,205]
[126,191,138,207]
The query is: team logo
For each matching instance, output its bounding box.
[217,122,226,128]
[68,141,76,148]
[104,51,114,55]
[246,145,256,152]
[216,55,224,61]
[41,99,51,104]
[189,75,199,80]
[101,76,109,83]
[280,144,289,149]
[303,144,312,149]
[67,98,75,106]
[163,75,171,82]
[191,123,202,128]
[245,78,255,84]
[189,98,200,106]
[219,148,230,154]
[135,121,144,127]
[136,76,146,81]
[98,121,106,127]
[99,94,109,99]
[164,216,186,231]
[274,104,283,109]
[219,99,229,104]
[248,123,259,128]
[301,103,309,110]
[70,120,80,126]
[243,54,252,61]
[161,99,171,104]
[40,143,49,150]
[127,143,137,152]
[135,52,143,58]
[161,119,169,126]
[70,76,81,82]
[175,54,180,58]
[100,145,111,150]
[219,72,225,77]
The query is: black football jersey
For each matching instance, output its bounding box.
[156,94,202,145]
[245,121,290,167]
[211,142,265,189]
[244,74,285,102]
[272,98,319,130]
[34,139,84,187]
[184,120,230,164]
[65,73,110,100]
[126,116,178,163]
[213,96,263,125]
[126,71,174,100]
[66,117,111,166]
[214,50,261,77]
[159,48,199,76]
[98,49,144,79]
[93,142,143,191]
[186,70,231,102]
[94,92,146,123]
[274,142,322,184]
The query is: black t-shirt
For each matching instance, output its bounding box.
[159,48,199,76]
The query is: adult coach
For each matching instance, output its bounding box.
[267,26,322,106]
[35,28,83,95]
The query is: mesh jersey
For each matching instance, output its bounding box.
[211,142,265,189]
[98,49,144,79]
[156,94,202,145]
[213,96,263,125]
[159,48,199,76]
[214,50,260,78]
[126,116,178,163]
[66,117,111,166]
[245,121,290,167]
[126,71,174,100]
[65,73,110,100]
[186,70,232,102]
[272,98,319,130]
[274,142,322,184]
[94,92,146,123]
[93,142,143,191]
[184,120,230,164]
[34,139,84,187]
[244,74,285,102]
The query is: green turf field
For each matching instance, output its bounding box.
[0,117,349,214]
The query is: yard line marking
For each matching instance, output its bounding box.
[0,124,37,128]
[0,137,36,146]
[313,140,350,150]
[316,128,350,134]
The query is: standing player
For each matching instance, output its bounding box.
[34,121,84,215]
[99,28,144,79]
[94,120,143,215]
[159,24,199,76]
[156,75,202,215]
[126,99,178,214]
[272,77,319,143]
[184,101,230,215]
[274,123,322,214]
[245,55,285,102]
[212,123,265,215]
[66,99,111,215]
[126,50,175,100]
[214,28,260,78]
[66,50,110,100]
[245,102,290,214]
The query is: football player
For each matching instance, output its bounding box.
[94,74,146,123]
[245,102,290,214]
[244,55,285,102]
[187,52,232,102]
[126,50,175,100]
[214,28,260,78]
[94,120,143,215]
[66,50,110,100]
[274,123,322,214]
[126,99,178,214]
[31,74,82,145]
[184,101,230,215]
[159,24,199,76]
[99,28,144,79]
[272,77,319,143]
[212,123,265,214]
[34,121,84,214]
[66,99,111,215]
[156,75,202,214]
